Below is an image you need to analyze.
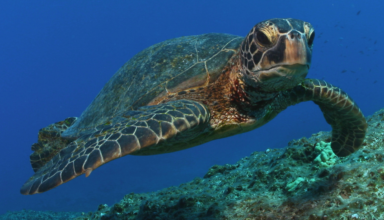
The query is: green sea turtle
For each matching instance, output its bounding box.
[21,18,367,195]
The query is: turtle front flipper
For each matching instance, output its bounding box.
[271,78,367,157]
[20,100,210,195]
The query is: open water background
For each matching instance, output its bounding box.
[0,0,383,214]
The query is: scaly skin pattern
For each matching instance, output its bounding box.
[266,79,367,156]
[20,100,210,195]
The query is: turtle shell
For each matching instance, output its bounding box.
[63,33,243,138]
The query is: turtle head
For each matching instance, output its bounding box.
[240,18,315,93]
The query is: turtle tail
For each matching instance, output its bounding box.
[276,78,367,157]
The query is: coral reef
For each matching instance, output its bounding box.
[3,108,384,220]
[76,108,384,219]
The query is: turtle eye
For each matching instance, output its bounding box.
[307,31,315,47]
[256,30,272,47]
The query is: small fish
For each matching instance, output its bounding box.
[374,80,378,84]
[324,40,328,43]
[374,41,377,44]
[359,51,364,54]
[341,70,347,73]
[357,10,361,15]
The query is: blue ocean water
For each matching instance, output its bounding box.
[0,0,383,215]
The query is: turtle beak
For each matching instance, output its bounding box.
[255,30,312,91]
[259,30,311,76]
[282,30,311,69]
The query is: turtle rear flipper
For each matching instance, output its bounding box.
[30,117,77,172]
[20,100,210,195]
[271,79,367,157]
